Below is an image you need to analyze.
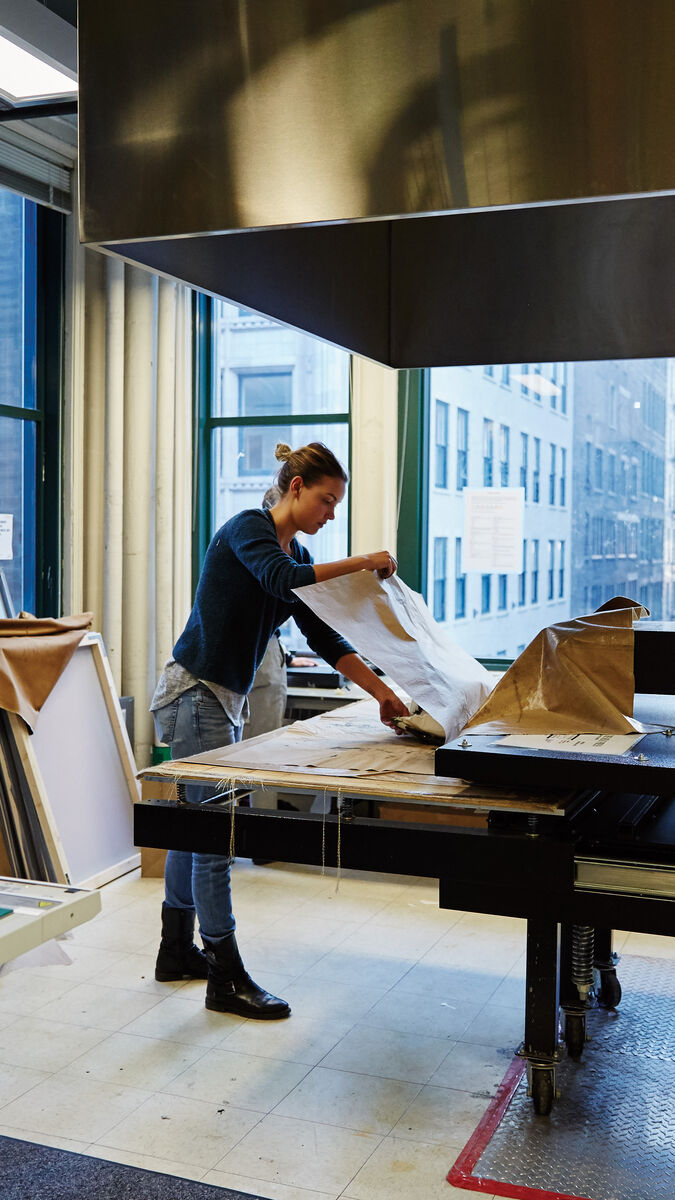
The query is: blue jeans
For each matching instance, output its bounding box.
[153,684,242,942]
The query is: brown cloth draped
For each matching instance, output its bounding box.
[464,598,649,736]
[0,613,94,732]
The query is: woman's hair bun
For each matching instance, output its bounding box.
[274,442,293,462]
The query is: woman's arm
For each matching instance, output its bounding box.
[335,652,409,730]
[313,551,397,583]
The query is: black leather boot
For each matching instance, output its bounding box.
[203,932,291,1019]
[155,903,208,982]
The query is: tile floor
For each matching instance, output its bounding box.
[0,861,670,1200]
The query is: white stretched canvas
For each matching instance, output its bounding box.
[25,634,140,887]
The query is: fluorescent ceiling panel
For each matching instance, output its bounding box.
[0,31,76,102]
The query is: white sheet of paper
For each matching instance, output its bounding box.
[496,732,645,756]
[0,514,13,560]
[293,572,493,741]
[462,488,524,573]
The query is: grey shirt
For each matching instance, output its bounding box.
[150,658,249,727]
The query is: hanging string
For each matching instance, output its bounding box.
[335,788,342,893]
[320,786,328,876]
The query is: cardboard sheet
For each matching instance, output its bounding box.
[292,572,493,740]
[465,598,651,736]
[0,613,94,732]
[182,708,438,777]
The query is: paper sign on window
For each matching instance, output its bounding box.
[0,515,13,560]
[462,488,524,573]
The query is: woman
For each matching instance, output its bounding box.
[151,441,408,1020]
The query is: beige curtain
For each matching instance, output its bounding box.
[63,235,193,767]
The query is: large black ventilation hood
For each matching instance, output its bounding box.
[79,0,675,368]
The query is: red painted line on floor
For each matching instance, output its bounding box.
[447,1056,594,1200]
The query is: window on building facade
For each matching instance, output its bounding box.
[499,424,510,486]
[548,539,555,600]
[607,451,616,493]
[433,537,447,621]
[481,572,491,613]
[498,573,507,610]
[549,443,557,505]
[435,399,449,488]
[454,537,466,619]
[501,364,511,387]
[483,418,494,486]
[456,408,468,490]
[423,358,673,661]
[531,539,539,604]
[533,436,541,503]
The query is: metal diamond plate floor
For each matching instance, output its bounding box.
[455,955,675,1200]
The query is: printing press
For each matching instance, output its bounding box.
[136,623,675,1117]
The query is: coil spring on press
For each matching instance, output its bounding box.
[571,924,595,1001]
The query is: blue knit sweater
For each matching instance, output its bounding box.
[173,508,355,694]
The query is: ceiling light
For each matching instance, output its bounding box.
[0,32,75,103]
[0,0,76,105]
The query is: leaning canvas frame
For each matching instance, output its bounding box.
[7,633,141,888]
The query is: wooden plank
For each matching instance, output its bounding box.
[88,635,140,803]
[7,712,71,884]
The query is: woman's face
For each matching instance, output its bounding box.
[290,473,346,535]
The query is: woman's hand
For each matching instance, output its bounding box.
[365,551,398,579]
[379,691,410,733]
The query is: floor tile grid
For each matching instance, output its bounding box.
[0,864,552,1200]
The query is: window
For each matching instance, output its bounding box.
[532,437,541,503]
[607,451,616,494]
[454,537,466,618]
[501,364,511,387]
[518,539,527,606]
[483,363,494,379]
[433,537,447,621]
[483,418,494,486]
[549,444,557,505]
[435,399,449,488]
[560,363,568,414]
[456,408,468,490]
[237,373,292,474]
[210,301,350,571]
[420,357,674,661]
[531,539,539,604]
[0,189,61,616]
[499,424,510,486]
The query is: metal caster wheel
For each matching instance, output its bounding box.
[564,1013,586,1060]
[531,1067,555,1116]
[597,968,622,1008]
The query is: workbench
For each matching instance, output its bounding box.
[136,696,675,1116]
